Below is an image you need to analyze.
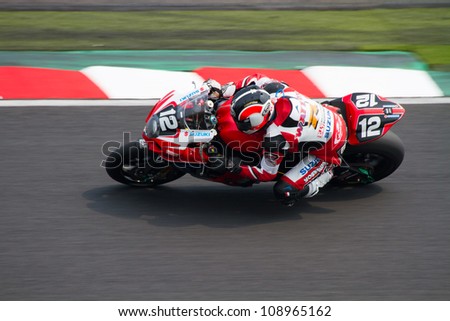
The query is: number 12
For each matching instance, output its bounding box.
[159,109,177,131]
[359,116,381,138]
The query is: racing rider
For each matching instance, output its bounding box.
[206,74,348,206]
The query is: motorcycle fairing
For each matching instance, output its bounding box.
[142,86,218,163]
[342,93,405,145]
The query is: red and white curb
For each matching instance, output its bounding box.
[2,98,450,108]
[302,66,443,98]
[0,65,444,100]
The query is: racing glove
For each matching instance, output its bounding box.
[204,79,223,101]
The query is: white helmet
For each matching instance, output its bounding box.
[230,85,274,134]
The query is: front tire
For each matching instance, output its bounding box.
[105,141,185,187]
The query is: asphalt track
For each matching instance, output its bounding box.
[0,103,449,301]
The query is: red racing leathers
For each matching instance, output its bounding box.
[221,74,348,201]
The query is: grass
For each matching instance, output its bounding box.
[0,9,449,70]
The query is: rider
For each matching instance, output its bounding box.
[206,74,347,205]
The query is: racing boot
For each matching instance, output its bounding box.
[303,169,334,198]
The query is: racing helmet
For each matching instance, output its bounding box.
[230,85,274,134]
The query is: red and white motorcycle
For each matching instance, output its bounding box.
[105,85,405,194]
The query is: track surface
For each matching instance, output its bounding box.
[1,104,449,300]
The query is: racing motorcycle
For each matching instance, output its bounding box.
[104,85,405,195]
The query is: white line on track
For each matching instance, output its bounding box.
[0,99,159,107]
[0,97,449,108]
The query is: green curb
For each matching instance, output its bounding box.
[429,71,450,96]
[0,50,429,71]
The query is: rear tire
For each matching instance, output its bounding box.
[333,131,405,185]
[105,141,185,187]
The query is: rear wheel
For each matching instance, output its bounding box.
[332,131,404,185]
[105,141,185,187]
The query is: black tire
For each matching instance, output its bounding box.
[105,141,185,187]
[333,131,405,185]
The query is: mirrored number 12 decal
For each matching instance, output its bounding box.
[355,93,378,108]
[159,108,177,131]
[358,116,382,140]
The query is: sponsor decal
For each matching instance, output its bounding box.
[303,162,326,183]
[324,110,332,139]
[296,105,307,137]
[179,129,216,143]
[317,120,325,138]
[383,107,393,115]
[178,89,200,103]
[189,131,213,137]
[334,115,344,145]
[384,112,401,119]
[305,103,319,129]
[299,158,321,176]
[299,107,306,125]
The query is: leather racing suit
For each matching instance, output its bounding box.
[220,74,348,204]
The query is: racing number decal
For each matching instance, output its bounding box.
[357,116,382,141]
[355,94,379,108]
[159,108,177,131]
[351,93,404,142]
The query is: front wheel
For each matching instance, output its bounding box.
[105,141,185,187]
[332,131,405,186]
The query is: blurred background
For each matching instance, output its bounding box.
[0,0,449,70]
[1,0,450,302]
[2,0,450,9]
[1,0,449,98]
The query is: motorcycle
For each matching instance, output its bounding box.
[104,85,405,197]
